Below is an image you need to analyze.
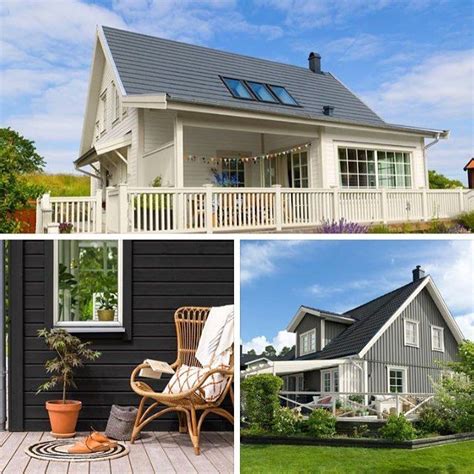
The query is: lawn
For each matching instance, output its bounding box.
[240,441,474,474]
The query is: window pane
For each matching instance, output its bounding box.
[268,85,298,105]
[338,148,347,161]
[357,149,366,161]
[247,81,277,102]
[340,161,348,173]
[348,149,357,161]
[223,78,253,99]
[58,241,118,323]
[348,161,357,173]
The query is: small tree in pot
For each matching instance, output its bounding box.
[97,290,118,321]
[37,328,101,438]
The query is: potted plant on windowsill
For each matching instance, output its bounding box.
[97,290,118,321]
[37,328,101,438]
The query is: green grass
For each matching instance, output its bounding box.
[241,441,474,474]
[24,173,90,197]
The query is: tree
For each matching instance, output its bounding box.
[447,339,474,379]
[428,170,464,189]
[279,345,294,357]
[246,349,256,356]
[262,345,277,358]
[0,127,45,232]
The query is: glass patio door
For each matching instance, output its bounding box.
[288,151,309,188]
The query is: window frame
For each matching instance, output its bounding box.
[289,150,309,188]
[403,318,420,348]
[99,90,107,134]
[337,146,413,190]
[267,83,300,107]
[299,328,316,356]
[431,325,445,352]
[221,76,255,101]
[112,82,120,124]
[387,366,407,393]
[221,159,246,187]
[53,240,124,332]
[321,368,339,393]
[245,80,279,103]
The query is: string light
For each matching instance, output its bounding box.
[184,142,310,165]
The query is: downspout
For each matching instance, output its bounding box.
[0,241,6,430]
[423,132,442,189]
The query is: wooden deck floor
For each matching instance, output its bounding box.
[0,430,233,473]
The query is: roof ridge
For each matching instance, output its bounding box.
[101,25,318,75]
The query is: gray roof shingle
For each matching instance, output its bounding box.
[102,26,387,127]
[297,277,427,360]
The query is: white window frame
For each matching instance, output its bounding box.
[112,82,120,124]
[261,158,277,187]
[321,368,339,393]
[387,366,407,393]
[299,328,316,356]
[431,325,445,352]
[403,318,420,348]
[337,145,413,190]
[99,90,107,134]
[289,150,309,188]
[53,240,124,332]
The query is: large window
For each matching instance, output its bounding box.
[321,368,339,393]
[388,367,406,393]
[54,240,122,330]
[404,319,419,347]
[222,160,245,187]
[431,326,445,352]
[338,147,412,189]
[262,159,277,187]
[289,151,309,188]
[299,328,316,355]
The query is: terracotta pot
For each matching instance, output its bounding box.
[98,309,115,321]
[46,400,82,438]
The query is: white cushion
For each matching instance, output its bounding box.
[164,365,227,402]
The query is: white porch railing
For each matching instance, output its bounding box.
[279,391,434,419]
[36,185,474,233]
[36,191,102,233]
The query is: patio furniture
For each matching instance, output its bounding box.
[130,306,234,455]
[312,395,334,409]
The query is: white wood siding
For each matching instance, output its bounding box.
[320,127,426,189]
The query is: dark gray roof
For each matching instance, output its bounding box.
[102,26,387,127]
[297,278,427,360]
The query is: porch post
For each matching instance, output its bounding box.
[118,183,129,233]
[458,188,465,213]
[273,184,282,231]
[203,184,214,234]
[95,189,103,233]
[422,189,428,221]
[40,193,52,233]
[174,116,184,188]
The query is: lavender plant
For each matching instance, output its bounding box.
[59,222,73,234]
[318,218,368,234]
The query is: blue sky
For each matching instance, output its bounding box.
[1,0,473,181]
[241,239,474,353]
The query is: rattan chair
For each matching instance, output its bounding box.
[130,306,234,455]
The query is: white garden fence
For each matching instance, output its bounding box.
[36,185,474,233]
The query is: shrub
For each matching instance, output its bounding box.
[307,409,336,438]
[369,224,391,233]
[417,405,447,435]
[456,211,474,232]
[348,395,364,404]
[350,424,369,438]
[241,374,283,431]
[317,218,368,234]
[272,407,301,436]
[379,414,416,441]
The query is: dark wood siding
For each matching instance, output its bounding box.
[10,240,234,432]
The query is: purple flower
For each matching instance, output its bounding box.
[318,218,368,234]
[59,222,73,234]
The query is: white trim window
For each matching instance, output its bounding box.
[262,159,277,187]
[54,240,123,332]
[404,319,420,347]
[431,325,445,352]
[99,90,107,134]
[288,150,309,188]
[387,366,407,393]
[321,368,339,393]
[338,147,412,189]
[112,82,120,123]
[222,159,245,187]
[299,328,316,356]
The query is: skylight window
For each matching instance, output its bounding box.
[246,81,277,103]
[222,77,253,100]
[268,85,298,106]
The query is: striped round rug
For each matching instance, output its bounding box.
[25,440,129,462]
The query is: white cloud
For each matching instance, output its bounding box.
[325,34,382,61]
[240,240,309,284]
[455,313,474,341]
[243,330,296,354]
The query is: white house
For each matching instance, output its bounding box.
[37,26,472,233]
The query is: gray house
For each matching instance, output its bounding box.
[243,267,464,404]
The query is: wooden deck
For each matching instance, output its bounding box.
[0,431,233,473]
